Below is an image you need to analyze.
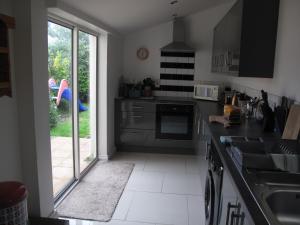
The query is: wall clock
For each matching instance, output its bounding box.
[137,47,149,60]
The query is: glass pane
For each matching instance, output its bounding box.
[161,116,188,134]
[78,31,97,173]
[48,21,74,197]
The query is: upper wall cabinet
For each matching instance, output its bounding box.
[211,0,280,78]
[0,14,15,97]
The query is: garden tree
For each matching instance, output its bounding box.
[48,22,90,101]
[78,31,89,102]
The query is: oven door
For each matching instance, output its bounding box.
[156,104,193,140]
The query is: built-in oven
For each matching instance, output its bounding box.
[156,103,194,140]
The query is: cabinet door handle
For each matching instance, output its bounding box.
[130,115,143,118]
[132,106,144,109]
[231,212,245,225]
[197,120,200,135]
[226,203,240,225]
[225,203,232,225]
[239,212,245,225]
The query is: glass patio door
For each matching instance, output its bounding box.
[48,20,98,199]
[48,21,75,197]
[78,31,97,173]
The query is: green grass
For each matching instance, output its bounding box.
[50,108,90,138]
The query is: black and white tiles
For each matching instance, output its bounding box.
[157,51,195,97]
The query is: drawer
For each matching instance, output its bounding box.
[120,112,155,129]
[118,129,193,149]
[120,101,156,112]
[119,129,155,146]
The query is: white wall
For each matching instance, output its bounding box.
[14,0,54,216]
[31,0,55,216]
[123,2,234,83]
[123,21,172,81]
[107,34,123,157]
[0,0,22,181]
[123,0,300,102]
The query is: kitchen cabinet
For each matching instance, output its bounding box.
[115,99,195,153]
[193,103,202,153]
[219,170,254,225]
[193,103,210,156]
[219,170,238,225]
[211,0,280,78]
[119,129,154,147]
[120,111,156,130]
[115,99,156,148]
[120,100,156,113]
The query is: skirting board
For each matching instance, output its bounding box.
[116,146,195,155]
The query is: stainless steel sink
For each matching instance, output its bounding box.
[265,190,300,225]
[247,171,300,225]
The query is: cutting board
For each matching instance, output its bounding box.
[282,104,300,140]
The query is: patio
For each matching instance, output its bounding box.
[51,136,95,196]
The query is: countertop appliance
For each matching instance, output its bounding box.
[193,84,219,101]
[205,142,223,225]
[156,103,194,140]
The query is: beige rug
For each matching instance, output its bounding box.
[56,162,134,221]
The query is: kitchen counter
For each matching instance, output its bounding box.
[196,100,300,225]
[208,120,276,225]
[116,96,197,104]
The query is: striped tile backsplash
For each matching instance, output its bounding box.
[157,50,195,97]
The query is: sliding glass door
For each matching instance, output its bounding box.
[48,21,75,197]
[48,20,98,198]
[78,31,97,173]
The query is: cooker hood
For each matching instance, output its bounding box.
[161,18,194,52]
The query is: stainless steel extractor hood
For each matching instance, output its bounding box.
[161,18,194,52]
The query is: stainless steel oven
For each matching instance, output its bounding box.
[156,103,194,140]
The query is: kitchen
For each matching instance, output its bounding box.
[0,0,300,225]
[115,0,300,224]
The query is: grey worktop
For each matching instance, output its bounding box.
[196,101,290,225]
[207,120,278,225]
[116,96,197,105]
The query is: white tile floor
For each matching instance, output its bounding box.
[65,152,206,225]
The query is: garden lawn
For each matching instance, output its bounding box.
[50,109,90,138]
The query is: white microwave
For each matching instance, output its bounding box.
[193,84,219,101]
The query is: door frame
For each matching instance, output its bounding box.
[48,17,99,202]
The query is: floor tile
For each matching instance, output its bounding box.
[186,158,201,174]
[112,153,149,171]
[162,173,202,195]
[59,153,205,225]
[144,155,186,174]
[126,171,164,192]
[127,192,188,225]
[112,191,135,220]
[188,196,205,225]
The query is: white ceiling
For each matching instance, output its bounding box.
[60,0,232,34]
